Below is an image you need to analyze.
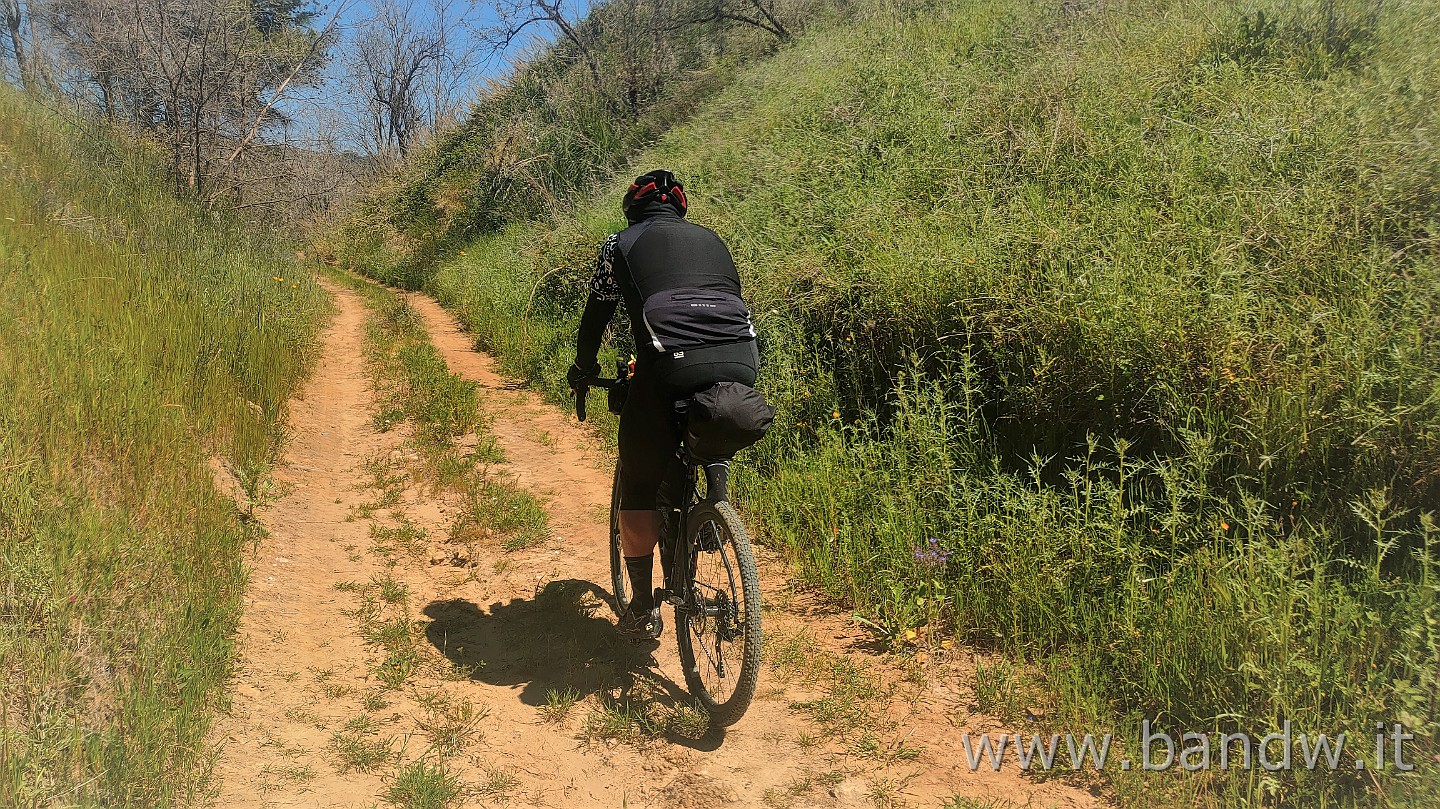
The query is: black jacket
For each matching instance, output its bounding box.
[575,204,746,372]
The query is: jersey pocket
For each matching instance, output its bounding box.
[640,288,756,354]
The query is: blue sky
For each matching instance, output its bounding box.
[327,0,596,80]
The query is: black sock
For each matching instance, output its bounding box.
[624,554,654,612]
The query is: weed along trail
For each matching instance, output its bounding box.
[215,279,1106,808]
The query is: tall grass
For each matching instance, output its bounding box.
[0,90,327,805]
[341,0,1440,804]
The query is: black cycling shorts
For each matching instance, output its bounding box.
[617,358,756,511]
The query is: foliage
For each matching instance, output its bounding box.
[364,295,484,446]
[384,760,461,809]
[321,0,843,288]
[0,86,327,804]
[37,0,335,199]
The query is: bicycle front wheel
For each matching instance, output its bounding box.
[674,500,762,726]
[608,462,628,616]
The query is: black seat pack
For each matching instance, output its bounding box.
[684,382,776,461]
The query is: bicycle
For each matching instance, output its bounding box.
[574,359,763,727]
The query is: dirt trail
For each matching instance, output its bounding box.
[214,282,393,806]
[213,282,1107,808]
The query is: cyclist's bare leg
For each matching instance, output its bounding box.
[619,510,659,556]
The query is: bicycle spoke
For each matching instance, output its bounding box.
[675,500,760,726]
[686,517,749,702]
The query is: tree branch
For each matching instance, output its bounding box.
[224,0,353,165]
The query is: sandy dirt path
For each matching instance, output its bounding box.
[213,282,395,806]
[212,281,1107,808]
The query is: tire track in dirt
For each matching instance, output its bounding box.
[213,282,395,806]
[212,281,1108,808]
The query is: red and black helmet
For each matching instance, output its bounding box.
[622,169,687,222]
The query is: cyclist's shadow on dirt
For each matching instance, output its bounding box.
[422,579,724,750]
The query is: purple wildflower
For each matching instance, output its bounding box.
[913,536,950,569]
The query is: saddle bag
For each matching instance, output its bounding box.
[684,382,776,461]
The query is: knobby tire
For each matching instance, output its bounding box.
[608,462,629,616]
[674,500,762,727]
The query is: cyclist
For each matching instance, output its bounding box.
[567,169,759,640]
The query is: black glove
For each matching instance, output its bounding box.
[567,361,600,391]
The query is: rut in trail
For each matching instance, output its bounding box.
[212,281,1107,808]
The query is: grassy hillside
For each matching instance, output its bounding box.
[0,91,327,805]
[331,0,840,288]
[335,0,1440,804]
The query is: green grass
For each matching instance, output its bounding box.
[362,293,483,449]
[582,695,667,745]
[346,276,551,552]
[475,767,521,802]
[766,628,902,756]
[329,715,398,773]
[455,470,551,552]
[336,570,423,690]
[376,573,411,605]
[341,0,1440,805]
[538,687,582,723]
[0,88,327,805]
[580,685,713,745]
[941,799,1018,809]
[413,692,487,756]
[972,657,1034,725]
[763,769,847,809]
[385,760,462,809]
[366,615,422,690]
[370,516,430,560]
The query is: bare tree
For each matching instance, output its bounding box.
[224,2,349,167]
[340,0,480,160]
[605,0,685,117]
[1,0,33,90]
[689,0,791,42]
[36,0,337,201]
[485,0,601,89]
[424,0,477,133]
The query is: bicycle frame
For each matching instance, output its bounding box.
[654,427,733,618]
[578,369,761,721]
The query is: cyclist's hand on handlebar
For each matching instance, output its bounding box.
[567,361,601,391]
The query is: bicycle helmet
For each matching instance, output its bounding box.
[622,169,687,223]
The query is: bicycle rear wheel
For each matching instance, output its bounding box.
[674,500,762,726]
[608,462,628,616]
